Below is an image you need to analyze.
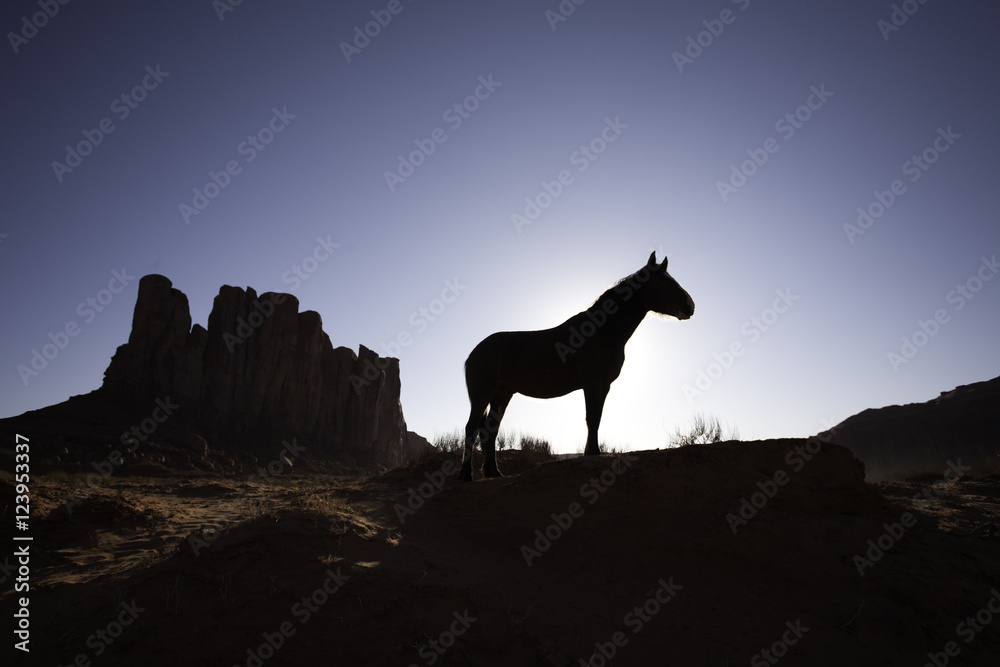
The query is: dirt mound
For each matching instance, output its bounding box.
[375,447,555,485]
[8,440,1000,665]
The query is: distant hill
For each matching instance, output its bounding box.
[822,375,1000,480]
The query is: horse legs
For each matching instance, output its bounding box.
[460,396,489,482]
[583,383,610,456]
[481,391,512,478]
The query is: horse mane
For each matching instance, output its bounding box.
[588,266,650,309]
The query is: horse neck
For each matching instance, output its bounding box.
[591,287,650,348]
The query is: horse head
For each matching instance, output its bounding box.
[641,251,694,320]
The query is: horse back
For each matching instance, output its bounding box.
[465,329,588,399]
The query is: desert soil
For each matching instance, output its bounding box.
[3,441,1000,666]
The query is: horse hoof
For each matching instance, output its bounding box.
[483,469,503,479]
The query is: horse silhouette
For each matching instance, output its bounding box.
[459,251,694,481]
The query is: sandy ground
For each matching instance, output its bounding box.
[3,440,1000,666]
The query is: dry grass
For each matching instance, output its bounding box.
[669,413,739,447]
[432,428,552,455]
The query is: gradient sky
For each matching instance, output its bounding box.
[2,0,999,455]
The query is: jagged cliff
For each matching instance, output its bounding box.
[99,274,408,468]
[0,274,410,473]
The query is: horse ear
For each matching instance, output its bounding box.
[647,251,657,267]
[659,255,669,271]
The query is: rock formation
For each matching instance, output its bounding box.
[823,375,1000,479]
[101,274,408,468]
[406,430,435,459]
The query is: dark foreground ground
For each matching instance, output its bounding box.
[2,441,1000,666]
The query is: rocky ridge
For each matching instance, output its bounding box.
[1,274,410,472]
[824,375,1000,479]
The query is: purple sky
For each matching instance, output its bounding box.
[2,0,999,453]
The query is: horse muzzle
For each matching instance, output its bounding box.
[676,295,695,320]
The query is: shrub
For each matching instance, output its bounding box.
[432,428,516,452]
[670,413,739,447]
[433,428,553,456]
[432,429,464,453]
[496,429,514,452]
[519,435,552,456]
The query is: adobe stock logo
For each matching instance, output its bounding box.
[877,0,930,41]
[521,453,637,567]
[554,265,652,362]
[716,85,833,202]
[179,106,296,224]
[340,0,415,63]
[844,126,960,244]
[750,620,810,667]
[886,254,997,372]
[383,75,502,192]
[17,268,135,386]
[408,609,477,667]
[544,0,589,31]
[393,459,457,525]
[352,277,468,394]
[683,288,798,402]
[923,588,1000,667]
[851,511,917,577]
[374,278,468,360]
[7,0,73,54]
[671,0,752,74]
[511,116,628,233]
[222,294,288,353]
[214,0,245,22]
[51,65,170,183]
[578,576,682,666]
[279,236,340,292]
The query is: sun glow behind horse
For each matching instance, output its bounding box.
[459,252,695,481]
